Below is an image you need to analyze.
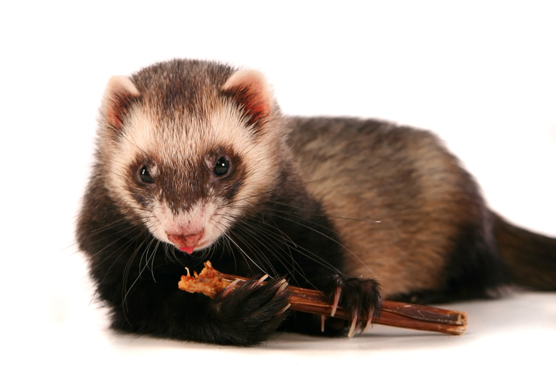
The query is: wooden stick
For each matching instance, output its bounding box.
[178,261,467,335]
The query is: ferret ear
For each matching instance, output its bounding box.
[102,76,141,129]
[221,69,272,126]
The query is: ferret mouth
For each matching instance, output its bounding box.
[175,242,207,255]
[167,231,207,255]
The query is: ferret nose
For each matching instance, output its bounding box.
[167,230,204,254]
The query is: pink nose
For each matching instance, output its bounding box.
[167,231,204,254]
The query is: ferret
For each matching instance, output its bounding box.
[76,59,556,346]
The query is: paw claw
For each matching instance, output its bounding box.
[363,318,373,333]
[331,286,341,317]
[222,279,241,297]
[362,304,375,333]
[257,274,269,285]
[276,279,289,295]
[279,303,291,314]
[347,315,358,338]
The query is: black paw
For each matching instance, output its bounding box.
[210,276,291,345]
[324,274,382,337]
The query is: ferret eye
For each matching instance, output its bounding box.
[213,156,231,177]
[139,165,154,184]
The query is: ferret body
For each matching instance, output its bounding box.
[77,59,556,345]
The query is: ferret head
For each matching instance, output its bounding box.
[97,60,285,255]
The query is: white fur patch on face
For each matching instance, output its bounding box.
[208,102,280,208]
[104,107,160,222]
[148,199,231,252]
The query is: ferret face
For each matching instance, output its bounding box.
[98,61,282,255]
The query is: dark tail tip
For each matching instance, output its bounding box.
[494,213,556,291]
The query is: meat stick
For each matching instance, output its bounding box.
[178,261,467,336]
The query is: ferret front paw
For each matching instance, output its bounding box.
[324,274,382,337]
[210,276,291,345]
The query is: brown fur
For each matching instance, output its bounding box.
[494,213,556,290]
[287,117,495,297]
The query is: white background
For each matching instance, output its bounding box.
[1,1,555,378]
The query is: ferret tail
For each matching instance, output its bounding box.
[493,213,556,290]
